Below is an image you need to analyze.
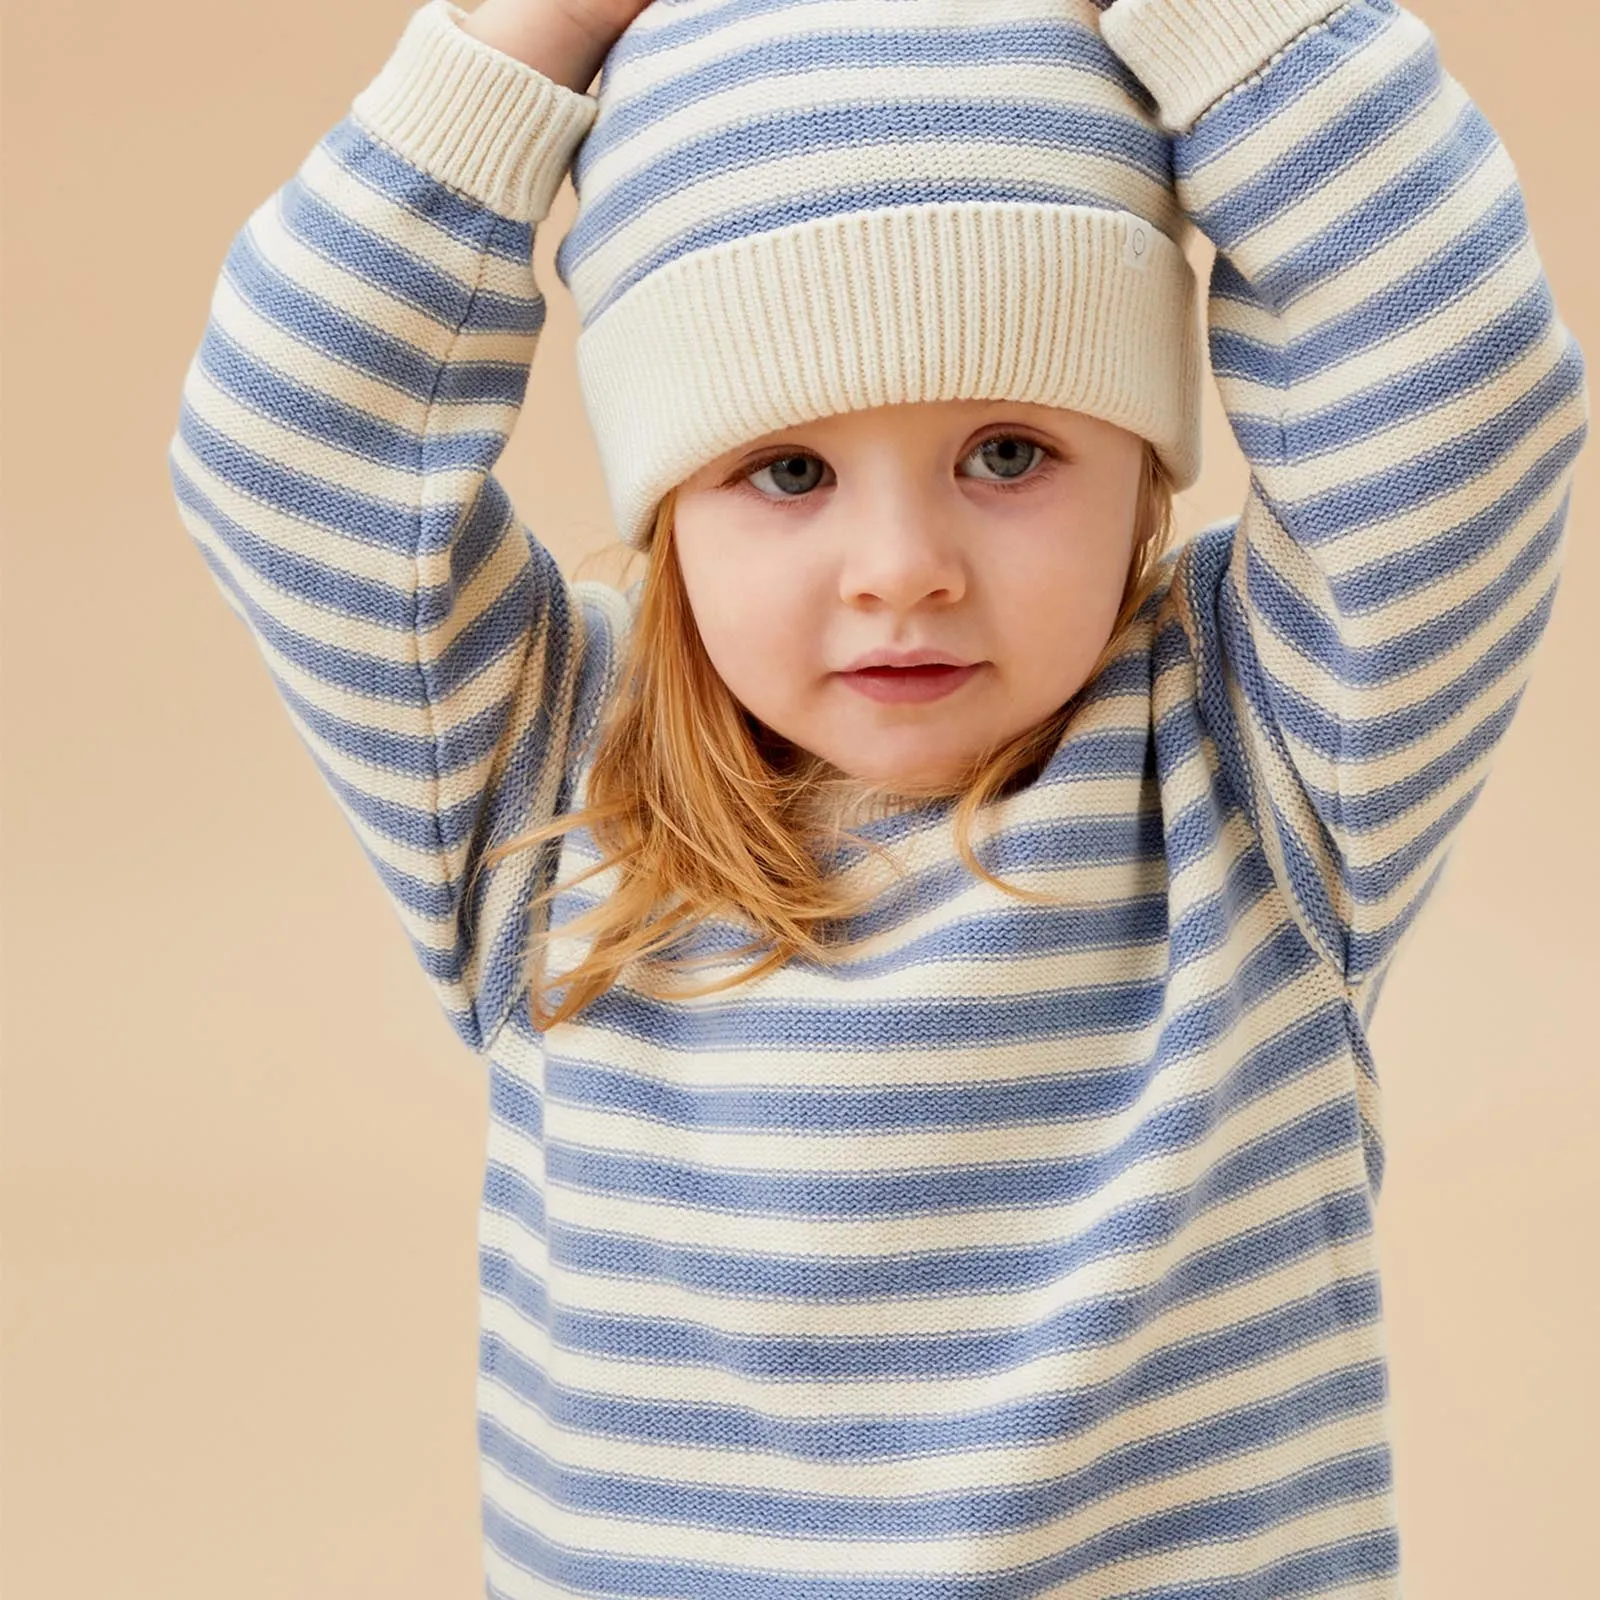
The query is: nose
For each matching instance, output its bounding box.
[837,490,968,611]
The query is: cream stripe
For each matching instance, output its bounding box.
[602,0,1117,99]
[1103,0,1354,134]
[1182,5,1436,205]
[476,1399,1391,1581]
[568,141,1179,318]
[171,391,538,677]
[538,933,1339,1096]
[576,57,1161,202]
[480,1223,1381,1425]
[478,1278,1383,1486]
[518,1144,1370,1349]
[1204,138,1521,366]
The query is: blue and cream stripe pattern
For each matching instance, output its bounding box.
[557,0,1182,328]
[166,0,1588,1594]
[545,0,1208,548]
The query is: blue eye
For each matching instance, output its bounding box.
[966,436,1049,483]
[747,454,830,499]
[738,434,1057,504]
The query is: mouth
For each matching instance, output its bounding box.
[837,662,983,705]
[851,664,965,678]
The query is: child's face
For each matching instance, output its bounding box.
[670,400,1145,790]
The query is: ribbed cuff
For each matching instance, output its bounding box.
[350,0,598,223]
[1100,0,1353,132]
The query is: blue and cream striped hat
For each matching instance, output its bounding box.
[555,0,1204,552]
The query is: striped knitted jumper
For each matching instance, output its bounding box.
[166,0,1589,1594]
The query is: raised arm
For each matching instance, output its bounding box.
[165,0,633,1054]
[1100,0,1589,1006]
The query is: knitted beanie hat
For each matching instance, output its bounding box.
[554,0,1204,553]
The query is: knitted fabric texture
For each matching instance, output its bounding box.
[171,0,1590,1592]
[553,0,1207,550]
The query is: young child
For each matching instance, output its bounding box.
[167,0,1589,1592]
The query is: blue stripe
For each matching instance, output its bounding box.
[513,813,1279,1050]
[1345,849,1453,980]
[546,1096,1356,1266]
[1219,559,1551,858]
[560,99,1170,281]
[487,1002,1350,1251]
[564,180,1165,327]
[547,800,1172,961]
[482,1459,1396,1597]
[1244,494,1564,713]
[1254,606,1550,834]
[1210,182,1530,378]
[544,823,1248,994]
[481,1350,1383,1517]
[176,451,560,713]
[1226,285,1552,463]
[280,173,538,333]
[177,401,417,550]
[172,451,420,625]
[1267,341,1586,546]
[550,1109,1362,1307]
[488,1067,543,1148]
[1192,33,1441,248]
[196,321,493,474]
[222,225,443,404]
[324,114,535,252]
[577,21,1150,188]
[179,368,545,563]
[171,437,544,650]
[478,1340,1383,1540]
[1262,794,1351,966]
[561,915,1318,1053]
[601,0,1115,90]
[1253,96,1499,310]
[1346,752,1498,902]
[1175,0,1395,175]
[221,219,541,405]
[1118,1529,1400,1600]
[1335,443,1574,612]
[485,1194,1373,1382]
[483,1515,1396,1600]
[263,650,524,796]
[540,1011,1345,1148]
[477,1271,1384,1498]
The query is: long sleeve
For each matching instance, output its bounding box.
[1100,0,1590,1007]
[165,0,630,1055]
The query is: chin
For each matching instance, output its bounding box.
[826,745,975,795]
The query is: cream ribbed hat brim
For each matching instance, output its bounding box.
[577,200,1203,552]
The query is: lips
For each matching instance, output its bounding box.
[840,648,976,672]
[838,661,982,704]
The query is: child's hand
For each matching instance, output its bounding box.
[457,0,654,92]
[561,0,655,39]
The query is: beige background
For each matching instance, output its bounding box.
[2,0,1595,1593]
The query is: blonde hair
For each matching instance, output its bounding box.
[474,441,1177,1032]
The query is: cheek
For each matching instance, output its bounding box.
[680,552,814,694]
[1004,532,1126,611]
[992,524,1134,672]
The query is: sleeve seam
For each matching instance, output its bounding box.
[416,208,502,1055]
[568,581,631,761]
